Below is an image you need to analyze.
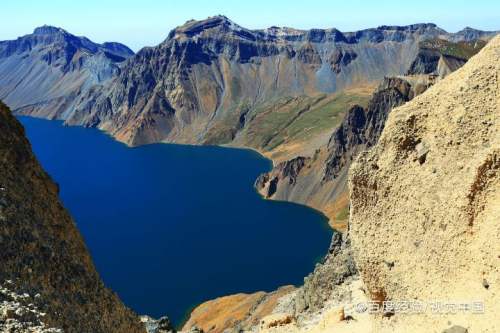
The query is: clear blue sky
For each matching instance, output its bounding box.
[3,0,499,51]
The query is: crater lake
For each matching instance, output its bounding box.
[19,116,333,325]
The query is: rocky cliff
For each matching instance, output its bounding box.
[255,37,488,230]
[67,17,443,147]
[0,26,133,120]
[406,38,486,77]
[255,76,434,230]
[4,17,496,152]
[0,101,145,332]
[348,34,500,332]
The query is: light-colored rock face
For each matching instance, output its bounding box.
[0,281,63,333]
[349,35,500,332]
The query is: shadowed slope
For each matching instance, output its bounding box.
[0,101,144,333]
[0,26,133,120]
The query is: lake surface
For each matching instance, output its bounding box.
[19,116,332,325]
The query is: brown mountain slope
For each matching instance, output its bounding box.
[349,34,500,332]
[255,37,488,231]
[0,101,145,332]
[64,18,448,147]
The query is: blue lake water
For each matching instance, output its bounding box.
[19,116,332,325]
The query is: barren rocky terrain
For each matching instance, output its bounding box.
[349,33,500,332]
[0,101,145,333]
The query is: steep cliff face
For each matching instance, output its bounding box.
[16,17,493,148]
[255,37,487,230]
[349,35,500,332]
[407,38,486,77]
[0,26,133,120]
[255,76,425,230]
[0,101,144,332]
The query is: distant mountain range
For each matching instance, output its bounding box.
[0,25,133,120]
[0,16,496,148]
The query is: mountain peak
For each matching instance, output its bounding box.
[453,26,497,41]
[33,25,67,35]
[460,26,480,32]
[169,15,251,40]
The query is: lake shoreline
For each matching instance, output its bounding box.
[21,116,331,322]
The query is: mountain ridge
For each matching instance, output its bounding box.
[2,18,496,152]
[61,18,496,148]
[0,25,133,121]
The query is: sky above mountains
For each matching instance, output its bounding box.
[3,0,500,51]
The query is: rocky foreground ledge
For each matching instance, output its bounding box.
[348,34,500,332]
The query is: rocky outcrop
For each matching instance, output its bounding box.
[255,37,487,230]
[349,35,500,332]
[407,38,486,77]
[255,75,424,230]
[0,26,133,120]
[141,315,175,333]
[182,286,296,333]
[0,281,62,333]
[0,101,144,332]
[329,49,358,73]
[255,156,310,197]
[322,105,366,181]
[293,233,357,314]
